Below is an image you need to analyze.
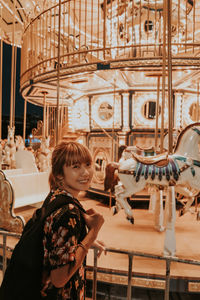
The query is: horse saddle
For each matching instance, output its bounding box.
[135,145,155,152]
[131,151,169,167]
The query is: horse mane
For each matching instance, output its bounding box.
[174,122,200,152]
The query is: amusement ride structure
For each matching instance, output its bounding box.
[10,2,200,190]
[1,1,200,299]
[0,1,200,192]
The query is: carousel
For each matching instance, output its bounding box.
[1,0,200,299]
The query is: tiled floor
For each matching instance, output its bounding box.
[82,197,200,278]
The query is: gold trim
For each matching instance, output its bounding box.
[86,271,165,290]
[188,282,200,292]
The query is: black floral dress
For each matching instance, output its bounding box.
[41,189,87,300]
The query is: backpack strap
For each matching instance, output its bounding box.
[22,191,86,241]
[40,191,86,222]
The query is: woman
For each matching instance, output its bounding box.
[41,141,105,299]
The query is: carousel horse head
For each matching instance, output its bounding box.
[41,136,50,152]
[173,122,200,158]
[4,126,16,169]
[15,135,25,151]
[7,126,15,142]
[35,136,51,172]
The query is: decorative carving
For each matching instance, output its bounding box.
[93,148,109,184]
[32,64,97,84]
[111,57,200,69]
[188,281,200,292]
[86,270,165,289]
[89,136,113,188]
[0,171,25,233]
[98,102,113,121]
[32,120,43,137]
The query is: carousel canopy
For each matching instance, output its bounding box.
[0,0,59,46]
[1,1,200,107]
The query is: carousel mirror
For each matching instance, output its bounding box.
[142,100,161,120]
[189,103,200,121]
[94,150,108,183]
[98,102,113,121]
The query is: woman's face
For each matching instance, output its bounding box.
[63,161,94,197]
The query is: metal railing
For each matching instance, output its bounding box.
[0,230,21,275]
[90,247,200,300]
[1,229,200,300]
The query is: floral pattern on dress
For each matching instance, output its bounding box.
[41,190,87,300]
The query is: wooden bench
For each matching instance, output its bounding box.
[0,169,49,233]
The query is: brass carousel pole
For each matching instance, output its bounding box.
[195,83,199,213]
[112,78,116,162]
[46,104,49,137]
[164,0,175,290]
[103,0,107,60]
[0,4,2,139]
[10,0,16,128]
[167,0,173,154]
[155,76,160,152]
[56,0,61,145]
[23,98,27,142]
[160,0,167,153]
[109,78,116,210]
[197,82,199,121]
[42,91,48,138]
[13,46,17,127]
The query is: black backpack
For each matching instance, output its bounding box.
[0,191,86,300]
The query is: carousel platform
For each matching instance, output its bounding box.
[1,194,200,299]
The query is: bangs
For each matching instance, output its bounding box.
[65,142,92,167]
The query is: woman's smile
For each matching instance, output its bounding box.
[78,179,90,184]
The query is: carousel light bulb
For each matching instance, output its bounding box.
[77,138,83,144]
[119,139,125,145]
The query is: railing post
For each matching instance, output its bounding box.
[92,248,98,300]
[127,254,133,300]
[3,233,7,276]
[165,259,171,300]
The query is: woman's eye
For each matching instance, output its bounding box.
[72,164,80,169]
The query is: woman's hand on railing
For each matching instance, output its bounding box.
[92,240,107,258]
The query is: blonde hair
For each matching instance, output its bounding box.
[49,141,92,190]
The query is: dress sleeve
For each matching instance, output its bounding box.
[43,202,82,270]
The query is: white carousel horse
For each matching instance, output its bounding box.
[115,129,199,221]
[4,126,16,169]
[35,136,52,172]
[105,123,200,256]
[15,135,25,151]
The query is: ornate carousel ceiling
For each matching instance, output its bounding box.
[0,0,57,46]
[2,1,200,107]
